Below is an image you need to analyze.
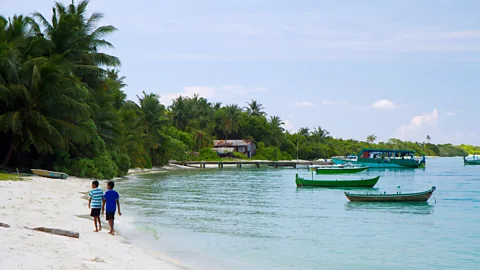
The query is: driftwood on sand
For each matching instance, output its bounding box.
[0,222,10,228]
[29,227,79,239]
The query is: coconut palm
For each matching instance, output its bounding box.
[0,52,91,165]
[29,0,120,68]
[311,126,330,142]
[366,134,377,144]
[298,127,310,137]
[245,100,266,117]
[426,135,431,143]
[187,117,214,151]
[220,104,242,140]
[170,96,191,131]
[269,116,285,146]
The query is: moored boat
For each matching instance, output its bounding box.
[31,169,69,179]
[344,186,436,202]
[295,173,379,188]
[316,165,369,174]
[332,148,426,168]
[464,155,480,165]
[331,154,358,164]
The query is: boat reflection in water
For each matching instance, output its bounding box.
[344,201,435,215]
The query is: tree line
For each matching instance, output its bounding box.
[0,1,474,179]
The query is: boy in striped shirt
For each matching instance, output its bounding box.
[88,180,103,232]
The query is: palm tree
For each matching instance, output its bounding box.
[366,134,377,144]
[29,0,120,94]
[187,117,214,151]
[170,96,190,131]
[426,135,431,143]
[298,127,310,137]
[220,104,242,140]
[311,126,330,142]
[245,100,266,117]
[269,116,285,146]
[0,46,91,165]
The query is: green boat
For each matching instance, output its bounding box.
[316,165,369,174]
[464,155,480,165]
[332,148,426,168]
[295,173,380,188]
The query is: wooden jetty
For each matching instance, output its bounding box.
[169,160,331,168]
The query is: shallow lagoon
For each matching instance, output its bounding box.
[118,157,480,269]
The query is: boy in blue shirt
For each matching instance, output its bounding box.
[88,180,103,232]
[102,181,121,235]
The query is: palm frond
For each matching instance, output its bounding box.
[0,111,24,134]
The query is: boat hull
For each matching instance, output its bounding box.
[31,169,69,179]
[332,158,423,168]
[316,166,369,174]
[464,160,480,165]
[345,186,436,202]
[295,174,379,188]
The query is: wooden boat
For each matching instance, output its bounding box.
[332,148,426,168]
[31,169,69,179]
[308,164,354,171]
[344,186,436,202]
[464,155,480,165]
[295,173,379,188]
[316,165,369,174]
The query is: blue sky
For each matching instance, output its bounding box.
[2,0,480,145]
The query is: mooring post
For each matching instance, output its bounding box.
[256,163,259,168]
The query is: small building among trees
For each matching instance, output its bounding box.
[213,140,256,158]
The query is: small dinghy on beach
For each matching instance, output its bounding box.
[31,169,69,179]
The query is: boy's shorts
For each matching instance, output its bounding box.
[106,212,115,220]
[90,208,101,217]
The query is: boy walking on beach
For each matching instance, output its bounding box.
[88,180,103,232]
[102,181,121,235]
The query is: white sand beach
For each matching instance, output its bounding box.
[0,176,183,270]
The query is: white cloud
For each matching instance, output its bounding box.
[159,85,268,105]
[394,109,439,141]
[293,101,314,108]
[445,111,456,117]
[283,119,296,133]
[372,99,397,110]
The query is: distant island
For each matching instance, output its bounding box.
[0,1,478,179]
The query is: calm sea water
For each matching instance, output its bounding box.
[116,158,480,270]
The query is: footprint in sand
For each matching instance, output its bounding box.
[91,257,105,263]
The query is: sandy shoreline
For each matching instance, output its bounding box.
[0,176,185,270]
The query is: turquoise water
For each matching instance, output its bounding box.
[117,158,480,269]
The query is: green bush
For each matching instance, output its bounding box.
[254,146,292,161]
[197,148,221,161]
[110,151,131,176]
[71,158,103,179]
[232,152,248,159]
[162,138,188,162]
[94,153,118,179]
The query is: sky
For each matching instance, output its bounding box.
[2,0,480,145]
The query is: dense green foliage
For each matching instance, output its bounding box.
[0,1,475,178]
[459,144,480,155]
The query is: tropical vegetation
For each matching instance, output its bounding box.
[0,1,475,179]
